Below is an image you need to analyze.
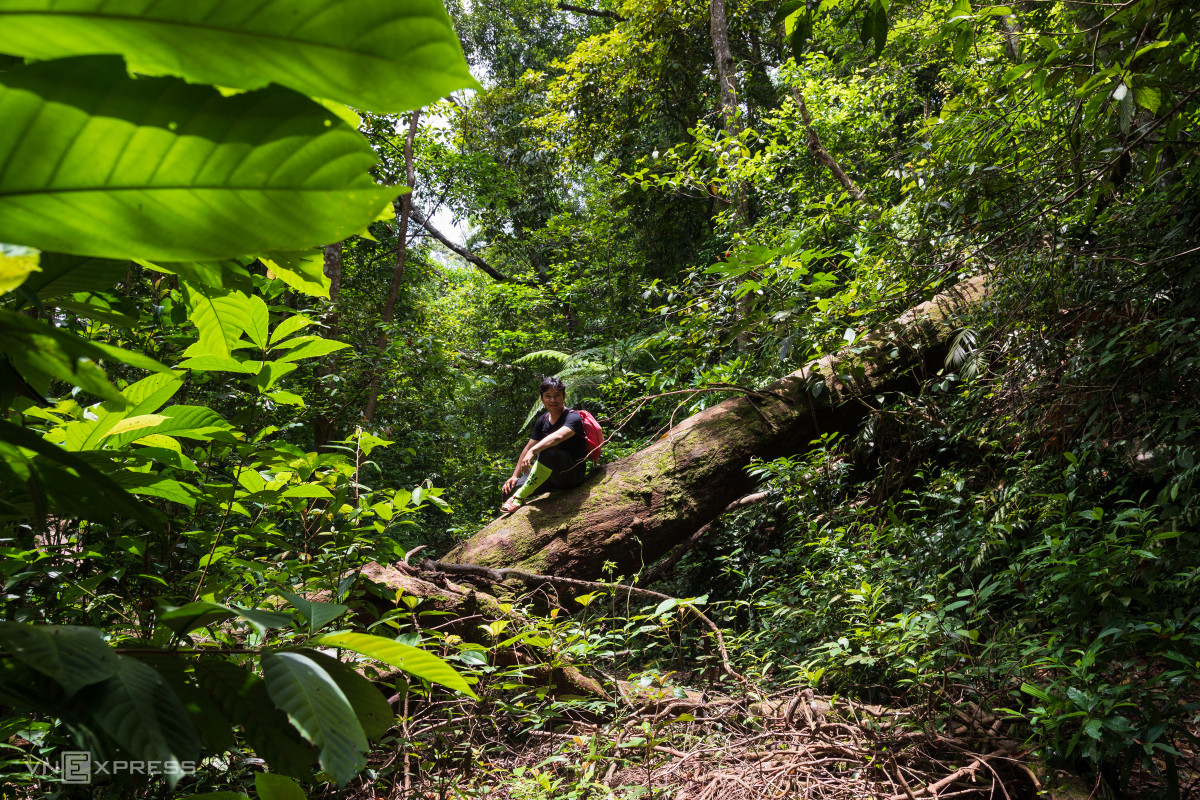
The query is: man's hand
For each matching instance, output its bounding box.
[503,475,519,495]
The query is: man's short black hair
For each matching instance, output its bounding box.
[539,375,566,396]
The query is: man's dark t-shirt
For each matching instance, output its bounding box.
[532,409,588,465]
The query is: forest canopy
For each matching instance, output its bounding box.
[1,0,1198,797]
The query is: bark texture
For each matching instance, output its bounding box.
[443,276,988,580]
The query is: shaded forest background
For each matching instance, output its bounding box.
[1,0,1199,797]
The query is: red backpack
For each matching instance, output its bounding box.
[575,409,605,464]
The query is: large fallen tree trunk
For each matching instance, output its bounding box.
[443,276,988,580]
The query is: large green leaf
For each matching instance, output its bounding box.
[0,243,38,294]
[0,56,398,262]
[102,405,233,450]
[113,473,201,508]
[230,606,296,636]
[298,650,394,741]
[176,356,260,374]
[145,259,254,294]
[11,251,128,306]
[255,773,305,800]
[89,655,201,786]
[0,0,480,114]
[123,372,186,417]
[53,372,183,452]
[314,632,476,698]
[260,650,368,786]
[0,309,166,405]
[181,284,261,359]
[140,653,236,754]
[280,591,348,634]
[261,251,330,299]
[0,420,161,524]
[193,659,316,780]
[157,601,236,636]
[274,338,351,363]
[0,623,118,697]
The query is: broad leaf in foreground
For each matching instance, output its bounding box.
[0,421,162,524]
[261,650,367,786]
[315,631,477,698]
[0,0,481,114]
[255,773,306,800]
[0,623,118,697]
[0,56,398,261]
[194,659,316,780]
[0,309,167,405]
[298,649,394,740]
[11,252,127,306]
[90,655,201,787]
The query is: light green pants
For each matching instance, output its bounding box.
[511,459,554,501]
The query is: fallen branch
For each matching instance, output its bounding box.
[885,750,1007,800]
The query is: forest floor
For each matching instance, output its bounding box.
[343,679,1200,800]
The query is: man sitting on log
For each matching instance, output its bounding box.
[501,376,588,513]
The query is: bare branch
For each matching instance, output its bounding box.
[408,207,526,284]
[419,558,745,682]
[792,88,867,203]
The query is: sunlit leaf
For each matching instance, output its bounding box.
[260,251,330,299]
[0,56,398,261]
[12,252,127,305]
[0,243,39,293]
[313,632,477,698]
[0,0,481,114]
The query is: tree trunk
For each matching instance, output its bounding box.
[710,0,742,162]
[709,0,755,348]
[364,109,421,424]
[314,242,344,448]
[442,276,987,580]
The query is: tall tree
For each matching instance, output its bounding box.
[364,109,421,424]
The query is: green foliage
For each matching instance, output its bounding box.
[0,56,398,261]
[0,0,480,792]
[2,0,1198,793]
[0,0,481,113]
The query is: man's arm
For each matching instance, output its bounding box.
[529,426,575,456]
[518,427,575,473]
[503,438,539,495]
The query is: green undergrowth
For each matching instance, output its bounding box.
[664,268,1200,796]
